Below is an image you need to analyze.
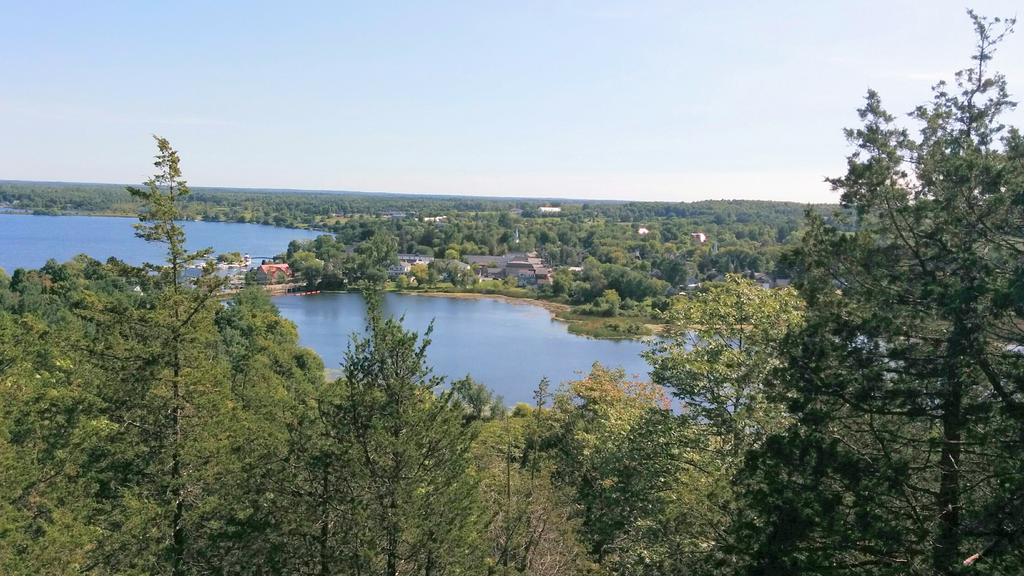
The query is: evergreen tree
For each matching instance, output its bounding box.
[318,293,485,575]
[733,12,1024,575]
[201,287,327,573]
[0,311,98,575]
[76,137,236,573]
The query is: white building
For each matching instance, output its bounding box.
[388,261,413,278]
[539,206,562,214]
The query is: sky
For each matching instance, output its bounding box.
[1,1,1022,203]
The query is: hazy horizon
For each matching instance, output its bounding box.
[2,1,1022,203]
[0,178,843,205]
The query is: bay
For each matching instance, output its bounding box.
[0,213,325,271]
[273,292,653,404]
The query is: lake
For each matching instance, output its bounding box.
[0,213,326,271]
[2,213,653,404]
[273,292,653,403]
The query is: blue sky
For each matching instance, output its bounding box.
[1,1,1021,202]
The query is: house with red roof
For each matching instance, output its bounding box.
[255,263,292,284]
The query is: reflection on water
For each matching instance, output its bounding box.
[273,292,653,404]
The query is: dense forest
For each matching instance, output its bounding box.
[2,11,1024,576]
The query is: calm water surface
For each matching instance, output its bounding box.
[2,214,653,404]
[0,213,325,271]
[273,292,653,404]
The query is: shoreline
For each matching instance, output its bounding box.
[0,209,332,235]
[393,291,663,341]
[0,210,664,341]
[302,289,665,341]
[401,290,571,315]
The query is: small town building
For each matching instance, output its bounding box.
[389,254,435,278]
[464,252,552,285]
[256,263,292,284]
[538,206,562,214]
[388,261,413,278]
[388,255,423,278]
[397,253,434,265]
[754,272,773,290]
[752,273,794,290]
[690,232,708,243]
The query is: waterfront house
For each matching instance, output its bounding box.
[256,263,292,284]
[389,254,435,279]
[463,252,551,285]
[388,261,413,278]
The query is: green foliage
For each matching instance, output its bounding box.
[317,295,485,575]
[474,410,587,575]
[451,375,505,422]
[430,258,474,287]
[648,275,802,453]
[127,136,213,276]
[0,312,99,575]
[409,262,430,287]
[0,140,322,574]
[642,275,803,573]
[731,13,1024,575]
[287,249,325,288]
[215,251,243,264]
[87,137,233,574]
[345,232,398,288]
[549,365,684,573]
[580,289,622,317]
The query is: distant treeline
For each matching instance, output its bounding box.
[0,179,831,225]
[1,180,843,284]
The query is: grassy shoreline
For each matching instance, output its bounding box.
[400,289,570,315]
